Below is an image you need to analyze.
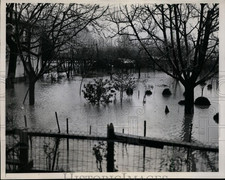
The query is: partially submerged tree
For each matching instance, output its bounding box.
[8,3,108,105]
[113,72,136,102]
[109,4,219,114]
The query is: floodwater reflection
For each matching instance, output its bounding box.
[6,72,219,172]
[6,72,218,145]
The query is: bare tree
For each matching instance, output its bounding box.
[8,3,108,105]
[6,23,18,88]
[77,45,96,96]
[6,4,18,88]
[108,4,219,114]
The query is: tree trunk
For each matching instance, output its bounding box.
[79,76,84,96]
[184,85,194,114]
[181,113,194,142]
[29,80,35,105]
[138,67,141,79]
[6,36,18,88]
[120,89,123,103]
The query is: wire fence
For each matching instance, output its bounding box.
[6,125,218,173]
[6,128,108,172]
[29,137,107,172]
[114,143,218,172]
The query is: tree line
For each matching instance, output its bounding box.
[6,3,218,114]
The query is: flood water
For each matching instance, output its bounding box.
[6,71,219,146]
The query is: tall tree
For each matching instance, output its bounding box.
[8,3,108,105]
[6,4,18,88]
[6,23,18,88]
[109,4,219,114]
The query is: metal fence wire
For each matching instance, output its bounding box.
[30,136,107,172]
[114,143,218,172]
[6,125,218,173]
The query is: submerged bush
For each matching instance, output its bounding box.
[126,87,133,96]
[145,90,152,96]
[162,88,172,96]
[82,79,114,105]
[213,113,219,123]
[194,96,211,106]
[178,100,185,105]
[113,72,136,100]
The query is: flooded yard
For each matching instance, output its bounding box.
[6,71,219,146]
[3,1,220,175]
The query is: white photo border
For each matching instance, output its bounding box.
[1,0,225,179]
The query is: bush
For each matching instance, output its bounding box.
[113,72,136,100]
[126,88,133,96]
[178,100,185,105]
[213,113,219,123]
[82,79,114,105]
[162,88,172,96]
[145,90,152,96]
[194,96,211,106]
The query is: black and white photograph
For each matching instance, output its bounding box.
[1,0,224,179]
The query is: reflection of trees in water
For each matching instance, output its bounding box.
[159,147,185,171]
[181,113,195,171]
[181,113,218,172]
[158,145,218,172]
[181,113,194,143]
[199,151,218,172]
[158,112,218,172]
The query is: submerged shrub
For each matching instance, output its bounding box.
[162,88,172,96]
[82,79,114,105]
[194,96,211,106]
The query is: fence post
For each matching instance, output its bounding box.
[66,118,69,171]
[89,126,92,135]
[107,123,115,172]
[143,120,146,171]
[144,120,146,137]
[18,130,29,172]
[55,112,61,133]
[24,115,27,128]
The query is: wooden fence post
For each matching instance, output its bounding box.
[107,123,115,172]
[66,118,69,171]
[19,130,29,172]
[24,115,27,128]
[55,112,61,133]
[89,126,92,135]
[143,120,146,171]
[144,120,146,137]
